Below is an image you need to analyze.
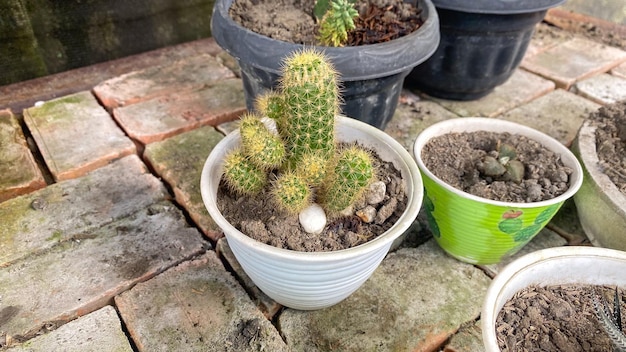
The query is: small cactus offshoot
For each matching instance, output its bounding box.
[222,151,267,195]
[478,141,525,183]
[316,0,359,47]
[321,147,374,213]
[592,287,626,352]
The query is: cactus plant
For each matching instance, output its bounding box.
[316,0,359,47]
[223,48,375,223]
[593,288,626,352]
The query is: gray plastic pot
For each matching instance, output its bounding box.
[210,0,440,130]
[406,0,564,101]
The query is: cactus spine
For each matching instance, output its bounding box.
[223,48,375,216]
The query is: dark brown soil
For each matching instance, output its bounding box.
[228,0,423,46]
[421,131,573,203]
[586,100,626,193]
[217,147,407,252]
[496,284,626,352]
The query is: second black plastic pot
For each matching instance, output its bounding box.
[407,0,563,101]
[211,0,440,130]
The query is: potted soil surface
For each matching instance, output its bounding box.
[482,246,626,351]
[413,118,583,265]
[406,0,565,101]
[200,50,423,310]
[210,0,440,129]
[572,100,626,252]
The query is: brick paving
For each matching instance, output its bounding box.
[0,17,625,352]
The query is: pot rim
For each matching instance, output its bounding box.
[413,117,584,208]
[432,0,565,14]
[210,0,440,80]
[481,245,626,351]
[575,120,626,214]
[200,115,424,261]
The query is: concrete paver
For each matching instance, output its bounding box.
[442,321,484,352]
[6,306,133,352]
[498,88,601,146]
[143,126,224,241]
[115,252,288,352]
[521,37,626,89]
[0,155,168,266]
[0,202,207,342]
[93,54,236,110]
[573,73,626,104]
[113,79,245,144]
[279,240,491,352]
[0,109,45,203]
[429,69,555,118]
[23,91,136,181]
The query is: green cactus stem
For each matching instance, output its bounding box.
[321,146,374,213]
[239,113,285,170]
[295,152,330,187]
[279,49,338,168]
[272,172,312,214]
[222,150,268,195]
[317,0,358,47]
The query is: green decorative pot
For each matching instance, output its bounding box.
[413,118,583,264]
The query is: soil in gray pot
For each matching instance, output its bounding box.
[422,131,573,203]
[217,146,408,252]
[496,284,626,352]
[228,0,423,45]
[586,99,626,193]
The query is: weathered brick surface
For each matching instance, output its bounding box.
[521,37,626,89]
[482,228,567,277]
[0,155,167,266]
[6,306,133,352]
[573,73,626,104]
[115,252,288,352]
[93,54,236,110]
[0,202,206,341]
[279,240,491,352]
[498,88,601,146]
[384,101,458,151]
[23,91,136,181]
[613,61,626,79]
[113,79,245,144]
[431,69,555,118]
[216,239,282,319]
[0,109,45,203]
[442,321,484,352]
[143,126,223,240]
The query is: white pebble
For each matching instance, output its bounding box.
[366,181,386,205]
[34,101,45,107]
[299,203,327,235]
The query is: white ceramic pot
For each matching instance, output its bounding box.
[481,246,626,351]
[200,116,423,310]
[572,120,626,251]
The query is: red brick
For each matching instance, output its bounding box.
[93,54,236,110]
[522,37,626,89]
[115,252,288,352]
[23,91,136,181]
[113,79,245,144]
[0,109,45,202]
[0,202,206,342]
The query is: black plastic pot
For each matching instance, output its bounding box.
[211,0,440,129]
[406,0,565,101]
